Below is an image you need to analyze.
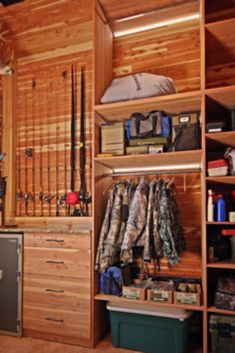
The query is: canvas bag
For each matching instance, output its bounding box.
[169,112,201,151]
[128,110,171,139]
[99,266,122,296]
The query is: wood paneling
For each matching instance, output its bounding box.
[94,2,113,104]
[1,0,93,59]
[16,54,93,217]
[113,22,201,93]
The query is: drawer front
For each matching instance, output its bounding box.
[23,305,90,341]
[24,232,90,249]
[24,275,90,311]
[24,247,90,279]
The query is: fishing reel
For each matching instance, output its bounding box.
[78,191,91,205]
[24,192,33,203]
[0,176,7,198]
[44,194,55,204]
[16,190,22,202]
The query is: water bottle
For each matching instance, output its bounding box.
[217,194,226,222]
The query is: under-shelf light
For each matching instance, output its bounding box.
[114,13,200,38]
[111,163,202,176]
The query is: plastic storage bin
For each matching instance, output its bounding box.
[209,315,235,353]
[107,302,192,353]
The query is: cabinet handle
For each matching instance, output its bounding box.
[45,317,64,323]
[45,260,64,265]
[45,289,64,293]
[46,239,64,243]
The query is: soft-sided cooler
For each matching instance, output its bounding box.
[107,302,192,353]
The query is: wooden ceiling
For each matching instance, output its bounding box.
[0,0,199,59]
[0,0,92,59]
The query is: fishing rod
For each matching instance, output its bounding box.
[55,70,60,216]
[61,68,68,215]
[66,64,79,216]
[78,66,91,216]
[24,81,30,216]
[32,77,36,216]
[38,71,44,216]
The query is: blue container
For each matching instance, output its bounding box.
[217,194,226,222]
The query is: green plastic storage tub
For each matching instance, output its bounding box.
[107,302,192,353]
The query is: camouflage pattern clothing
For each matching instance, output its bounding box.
[121,178,149,263]
[95,178,185,272]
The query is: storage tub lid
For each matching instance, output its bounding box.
[208,159,228,168]
[107,301,193,321]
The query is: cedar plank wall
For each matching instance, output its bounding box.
[13,0,93,218]
[113,23,201,93]
[16,55,92,218]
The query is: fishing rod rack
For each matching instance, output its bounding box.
[15,64,91,217]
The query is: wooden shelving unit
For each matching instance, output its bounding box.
[95,294,204,311]
[206,131,235,147]
[207,261,235,270]
[206,176,235,185]
[92,1,235,352]
[207,306,235,316]
[95,150,202,172]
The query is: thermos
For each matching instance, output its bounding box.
[217,194,226,222]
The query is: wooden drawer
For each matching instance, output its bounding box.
[24,247,90,279]
[23,304,90,345]
[24,274,90,311]
[24,232,90,249]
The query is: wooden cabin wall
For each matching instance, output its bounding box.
[113,23,201,93]
[0,77,2,155]
[16,54,93,218]
[14,0,93,218]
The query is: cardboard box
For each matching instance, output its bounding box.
[147,289,173,303]
[174,284,201,306]
[101,122,125,155]
[122,281,146,300]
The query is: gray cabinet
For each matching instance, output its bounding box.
[0,233,22,336]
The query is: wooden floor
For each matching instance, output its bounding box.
[0,335,141,353]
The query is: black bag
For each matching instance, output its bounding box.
[169,112,201,151]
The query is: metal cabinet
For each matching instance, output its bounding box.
[0,233,22,336]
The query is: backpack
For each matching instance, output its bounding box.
[99,266,122,296]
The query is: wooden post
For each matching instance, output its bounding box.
[2,62,16,226]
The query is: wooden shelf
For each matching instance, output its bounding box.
[95,150,202,173]
[94,91,202,122]
[207,306,235,316]
[206,176,235,185]
[207,261,235,270]
[205,17,235,30]
[206,131,235,147]
[205,85,235,108]
[207,222,235,226]
[95,294,204,311]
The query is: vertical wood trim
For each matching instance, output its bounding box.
[2,62,16,225]
[200,2,208,353]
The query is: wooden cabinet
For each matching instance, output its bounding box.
[23,232,91,347]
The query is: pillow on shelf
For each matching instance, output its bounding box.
[100,72,176,104]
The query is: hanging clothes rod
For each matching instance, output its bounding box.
[103,164,202,177]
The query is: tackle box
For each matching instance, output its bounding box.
[107,302,192,353]
[207,159,228,177]
[209,315,235,353]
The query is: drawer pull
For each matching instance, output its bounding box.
[45,260,64,265]
[45,289,64,293]
[45,317,64,323]
[46,239,64,243]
